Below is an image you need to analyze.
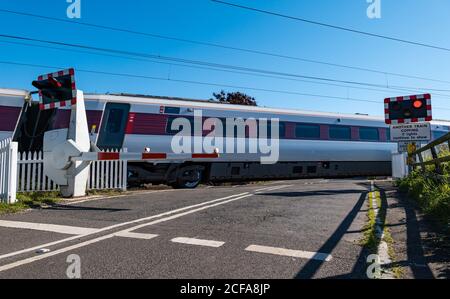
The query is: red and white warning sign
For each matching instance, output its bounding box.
[384,93,432,125]
[32,68,77,110]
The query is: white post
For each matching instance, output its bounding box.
[7,141,18,204]
[122,148,128,192]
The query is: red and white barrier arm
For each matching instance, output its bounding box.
[71,151,220,162]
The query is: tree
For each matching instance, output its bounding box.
[211,90,257,106]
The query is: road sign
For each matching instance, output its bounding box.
[407,143,417,154]
[32,68,76,110]
[390,122,431,142]
[384,94,432,125]
[397,142,409,153]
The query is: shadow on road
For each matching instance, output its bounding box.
[43,204,130,212]
[377,183,437,279]
[295,191,368,279]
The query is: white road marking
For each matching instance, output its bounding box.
[171,237,225,248]
[65,189,179,205]
[245,245,332,262]
[0,193,253,272]
[114,231,158,240]
[254,185,292,193]
[0,220,99,235]
[0,192,249,261]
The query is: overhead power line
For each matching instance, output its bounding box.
[211,0,450,53]
[3,39,450,100]
[1,34,449,95]
[1,60,450,112]
[0,8,449,84]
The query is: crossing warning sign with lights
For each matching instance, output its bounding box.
[384,94,432,125]
[32,68,77,110]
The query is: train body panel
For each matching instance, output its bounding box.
[0,89,28,141]
[2,90,450,186]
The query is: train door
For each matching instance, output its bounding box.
[97,102,130,150]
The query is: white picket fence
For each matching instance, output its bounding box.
[17,149,128,193]
[17,151,59,192]
[0,138,18,204]
[0,137,128,203]
[87,149,128,191]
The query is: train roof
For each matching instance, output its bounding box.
[85,93,450,126]
[85,93,387,122]
[2,89,449,126]
[0,88,30,97]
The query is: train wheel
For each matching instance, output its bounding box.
[173,166,203,189]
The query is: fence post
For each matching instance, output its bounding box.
[417,152,426,173]
[7,142,18,204]
[430,146,442,174]
[122,148,128,192]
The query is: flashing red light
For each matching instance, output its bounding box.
[413,100,423,109]
[48,77,62,88]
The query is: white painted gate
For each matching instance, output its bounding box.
[16,149,128,193]
[0,138,18,204]
[0,142,128,203]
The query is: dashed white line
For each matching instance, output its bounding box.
[0,192,249,261]
[245,245,332,262]
[0,220,99,235]
[171,237,225,248]
[114,231,159,240]
[0,193,253,273]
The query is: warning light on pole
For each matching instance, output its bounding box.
[384,94,432,125]
[32,68,77,111]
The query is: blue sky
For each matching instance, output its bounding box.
[0,0,449,119]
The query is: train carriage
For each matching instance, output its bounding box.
[2,88,450,188]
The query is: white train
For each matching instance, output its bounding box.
[1,88,450,188]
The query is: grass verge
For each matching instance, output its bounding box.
[396,171,450,231]
[0,192,61,215]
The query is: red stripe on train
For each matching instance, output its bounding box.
[142,153,167,160]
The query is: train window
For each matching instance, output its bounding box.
[329,125,351,140]
[279,122,286,138]
[97,103,130,150]
[257,120,282,139]
[295,124,320,139]
[164,107,181,114]
[106,109,125,134]
[386,129,391,141]
[166,116,194,135]
[359,127,379,141]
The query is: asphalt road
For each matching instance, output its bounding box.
[0,179,372,279]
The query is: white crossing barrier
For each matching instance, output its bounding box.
[0,138,18,204]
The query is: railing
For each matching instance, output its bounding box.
[16,149,127,193]
[409,132,450,174]
[0,138,18,203]
[87,149,127,191]
[17,151,59,192]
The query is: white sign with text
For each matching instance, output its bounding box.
[390,123,431,142]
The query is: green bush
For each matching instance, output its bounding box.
[397,169,450,230]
